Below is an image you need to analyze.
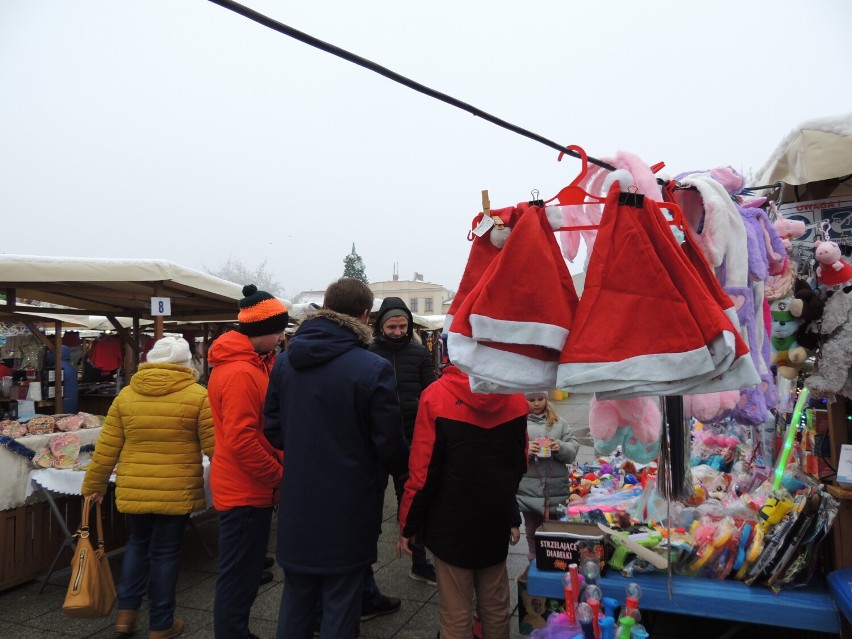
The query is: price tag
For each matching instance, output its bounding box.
[472,214,495,237]
[150,297,172,316]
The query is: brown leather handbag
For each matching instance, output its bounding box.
[62,495,117,618]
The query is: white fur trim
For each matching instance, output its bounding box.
[442,313,454,337]
[557,331,738,394]
[469,314,568,350]
[544,206,563,231]
[597,352,760,399]
[490,227,511,248]
[602,169,634,194]
[447,332,557,391]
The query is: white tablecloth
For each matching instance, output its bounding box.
[26,456,212,508]
[0,428,102,511]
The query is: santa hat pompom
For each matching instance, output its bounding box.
[490,226,511,248]
[602,169,634,194]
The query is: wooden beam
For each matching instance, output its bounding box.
[154,282,164,340]
[53,321,63,413]
[105,315,133,347]
[17,319,54,351]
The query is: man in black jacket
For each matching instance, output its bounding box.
[369,297,438,590]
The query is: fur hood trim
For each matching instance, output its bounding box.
[306,308,374,346]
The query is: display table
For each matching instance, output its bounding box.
[0,428,102,511]
[526,562,841,634]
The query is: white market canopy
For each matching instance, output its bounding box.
[0,254,255,324]
[756,113,852,187]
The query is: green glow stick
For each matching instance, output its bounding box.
[773,387,809,491]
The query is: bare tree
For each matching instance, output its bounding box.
[205,256,285,297]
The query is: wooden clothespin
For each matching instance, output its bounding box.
[482,189,505,229]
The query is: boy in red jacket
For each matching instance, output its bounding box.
[398,363,527,639]
[208,285,289,639]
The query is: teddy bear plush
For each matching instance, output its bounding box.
[814,240,852,286]
[769,297,805,380]
[789,277,824,354]
[805,283,852,398]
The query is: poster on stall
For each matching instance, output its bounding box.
[779,196,852,254]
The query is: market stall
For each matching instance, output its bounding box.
[441,128,852,636]
[0,255,264,592]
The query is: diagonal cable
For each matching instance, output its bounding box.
[207,0,616,172]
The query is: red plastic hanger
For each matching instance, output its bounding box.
[544,145,607,206]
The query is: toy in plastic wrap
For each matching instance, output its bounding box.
[607,530,662,571]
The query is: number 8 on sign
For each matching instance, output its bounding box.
[150,297,172,316]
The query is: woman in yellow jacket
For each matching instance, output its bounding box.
[83,336,214,639]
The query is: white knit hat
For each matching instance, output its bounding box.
[146,336,192,366]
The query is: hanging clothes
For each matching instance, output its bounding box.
[87,335,123,373]
[448,205,578,392]
[556,185,751,396]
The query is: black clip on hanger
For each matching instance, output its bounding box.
[529,189,544,207]
[618,186,644,208]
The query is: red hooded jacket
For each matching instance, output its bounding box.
[399,365,528,568]
[208,331,283,510]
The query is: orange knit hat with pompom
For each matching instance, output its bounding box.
[238,284,289,337]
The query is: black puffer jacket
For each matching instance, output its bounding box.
[370,297,437,440]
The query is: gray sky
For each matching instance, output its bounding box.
[2,1,851,298]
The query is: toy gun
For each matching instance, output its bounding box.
[758,494,794,531]
[600,526,663,570]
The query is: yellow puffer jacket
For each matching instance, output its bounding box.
[82,363,215,515]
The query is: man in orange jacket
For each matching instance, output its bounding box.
[208,285,289,639]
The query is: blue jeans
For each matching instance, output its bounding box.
[278,569,363,639]
[118,513,189,632]
[214,506,273,639]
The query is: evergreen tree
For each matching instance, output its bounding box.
[343,243,369,284]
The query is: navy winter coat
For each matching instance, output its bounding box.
[264,309,409,574]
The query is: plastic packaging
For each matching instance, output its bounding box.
[599,617,616,639]
[630,624,649,639]
[577,602,595,639]
[616,615,635,639]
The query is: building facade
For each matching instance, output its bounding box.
[369,278,454,315]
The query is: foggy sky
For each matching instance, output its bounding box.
[2,1,851,297]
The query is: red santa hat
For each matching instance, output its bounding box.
[595,196,759,398]
[449,205,579,392]
[444,205,523,335]
[557,185,746,395]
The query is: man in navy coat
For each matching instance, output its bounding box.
[265,277,409,639]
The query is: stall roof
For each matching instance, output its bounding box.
[0,254,287,322]
[756,113,852,188]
